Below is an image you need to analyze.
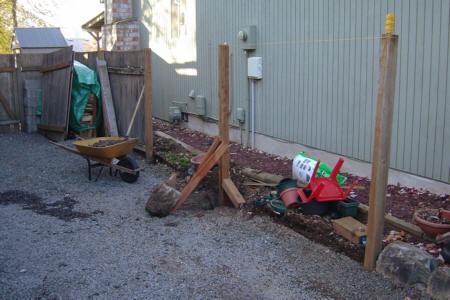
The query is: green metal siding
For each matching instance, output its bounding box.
[135,0,450,183]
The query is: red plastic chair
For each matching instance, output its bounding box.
[297,158,359,204]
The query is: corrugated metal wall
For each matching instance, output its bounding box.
[135,0,450,183]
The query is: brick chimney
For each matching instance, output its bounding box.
[102,0,140,51]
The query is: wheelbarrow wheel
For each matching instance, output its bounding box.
[117,156,139,183]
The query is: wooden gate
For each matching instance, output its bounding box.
[38,47,74,141]
[0,54,19,133]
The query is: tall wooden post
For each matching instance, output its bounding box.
[218,44,230,206]
[364,14,399,271]
[144,48,154,161]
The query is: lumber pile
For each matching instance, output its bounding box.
[79,94,97,138]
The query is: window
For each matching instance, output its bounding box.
[171,0,186,39]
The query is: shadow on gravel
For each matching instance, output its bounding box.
[0,190,103,221]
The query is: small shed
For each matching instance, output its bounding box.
[12,27,68,54]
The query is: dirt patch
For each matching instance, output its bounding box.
[0,190,103,222]
[152,119,450,263]
[250,204,366,262]
[344,174,450,222]
[92,138,129,148]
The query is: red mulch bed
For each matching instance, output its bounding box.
[153,119,450,263]
[154,119,449,223]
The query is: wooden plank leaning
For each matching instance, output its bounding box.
[96,54,119,136]
[172,141,228,211]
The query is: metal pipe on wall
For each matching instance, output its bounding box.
[244,50,250,148]
[250,79,255,149]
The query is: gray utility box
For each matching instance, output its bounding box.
[195,95,206,116]
[238,25,257,50]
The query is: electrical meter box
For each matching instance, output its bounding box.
[238,25,257,50]
[248,57,262,79]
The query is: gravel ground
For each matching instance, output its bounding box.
[0,133,425,299]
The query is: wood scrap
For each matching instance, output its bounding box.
[173,142,229,211]
[241,167,284,185]
[126,86,145,137]
[166,172,178,189]
[243,181,277,187]
[155,130,202,155]
[79,94,97,138]
[332,217,367,245]
[358,203,427,239]
[96,55,118,136]
[222,178,246,208]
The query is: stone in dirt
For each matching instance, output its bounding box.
[376,241,439,286]
[427,267,450,300]
[145,183,180,217]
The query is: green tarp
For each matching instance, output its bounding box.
[69,61,102,133]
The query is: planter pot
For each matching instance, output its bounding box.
[440,209,450,220]
[414,209,450,238]
[277,178,298,194]
[191,153,206,166]
[299,199,330,216]
[334,198,359,218]
[279,187,300,208]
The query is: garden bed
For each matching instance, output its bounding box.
[153,119,450,263]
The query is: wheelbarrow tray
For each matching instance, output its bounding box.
[73,137,138,159]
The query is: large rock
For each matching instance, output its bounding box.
[427,267,450,300]
[145,183,180,217]
[376,241,439,286]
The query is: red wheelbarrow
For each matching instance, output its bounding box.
[297,158,359,203]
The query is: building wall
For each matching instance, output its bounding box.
[135,0,450,183]
[103,22,140,51]
[103,0,140,51]
[105,0,133,24]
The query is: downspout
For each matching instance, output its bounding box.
[244,50,250,148]
[250,78,255,149]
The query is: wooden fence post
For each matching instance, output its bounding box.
[144,48,153,161]
[218,44,230,206]
[364,14,399,271]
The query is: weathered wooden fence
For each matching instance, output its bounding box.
[39,47,74,141]
[0,54,19,132]
[0,49,147,143]
[75,50,146,142]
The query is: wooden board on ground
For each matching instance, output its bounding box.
[332,217,367,245]
[155,130,202,155]
[222,178,246,208]
[241,168,284,185]
[38,47,74,141]
[358,203,426,239]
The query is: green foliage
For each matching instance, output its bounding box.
[0,0,48,53]
[0,0,14,53]
[165,152,193,170]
